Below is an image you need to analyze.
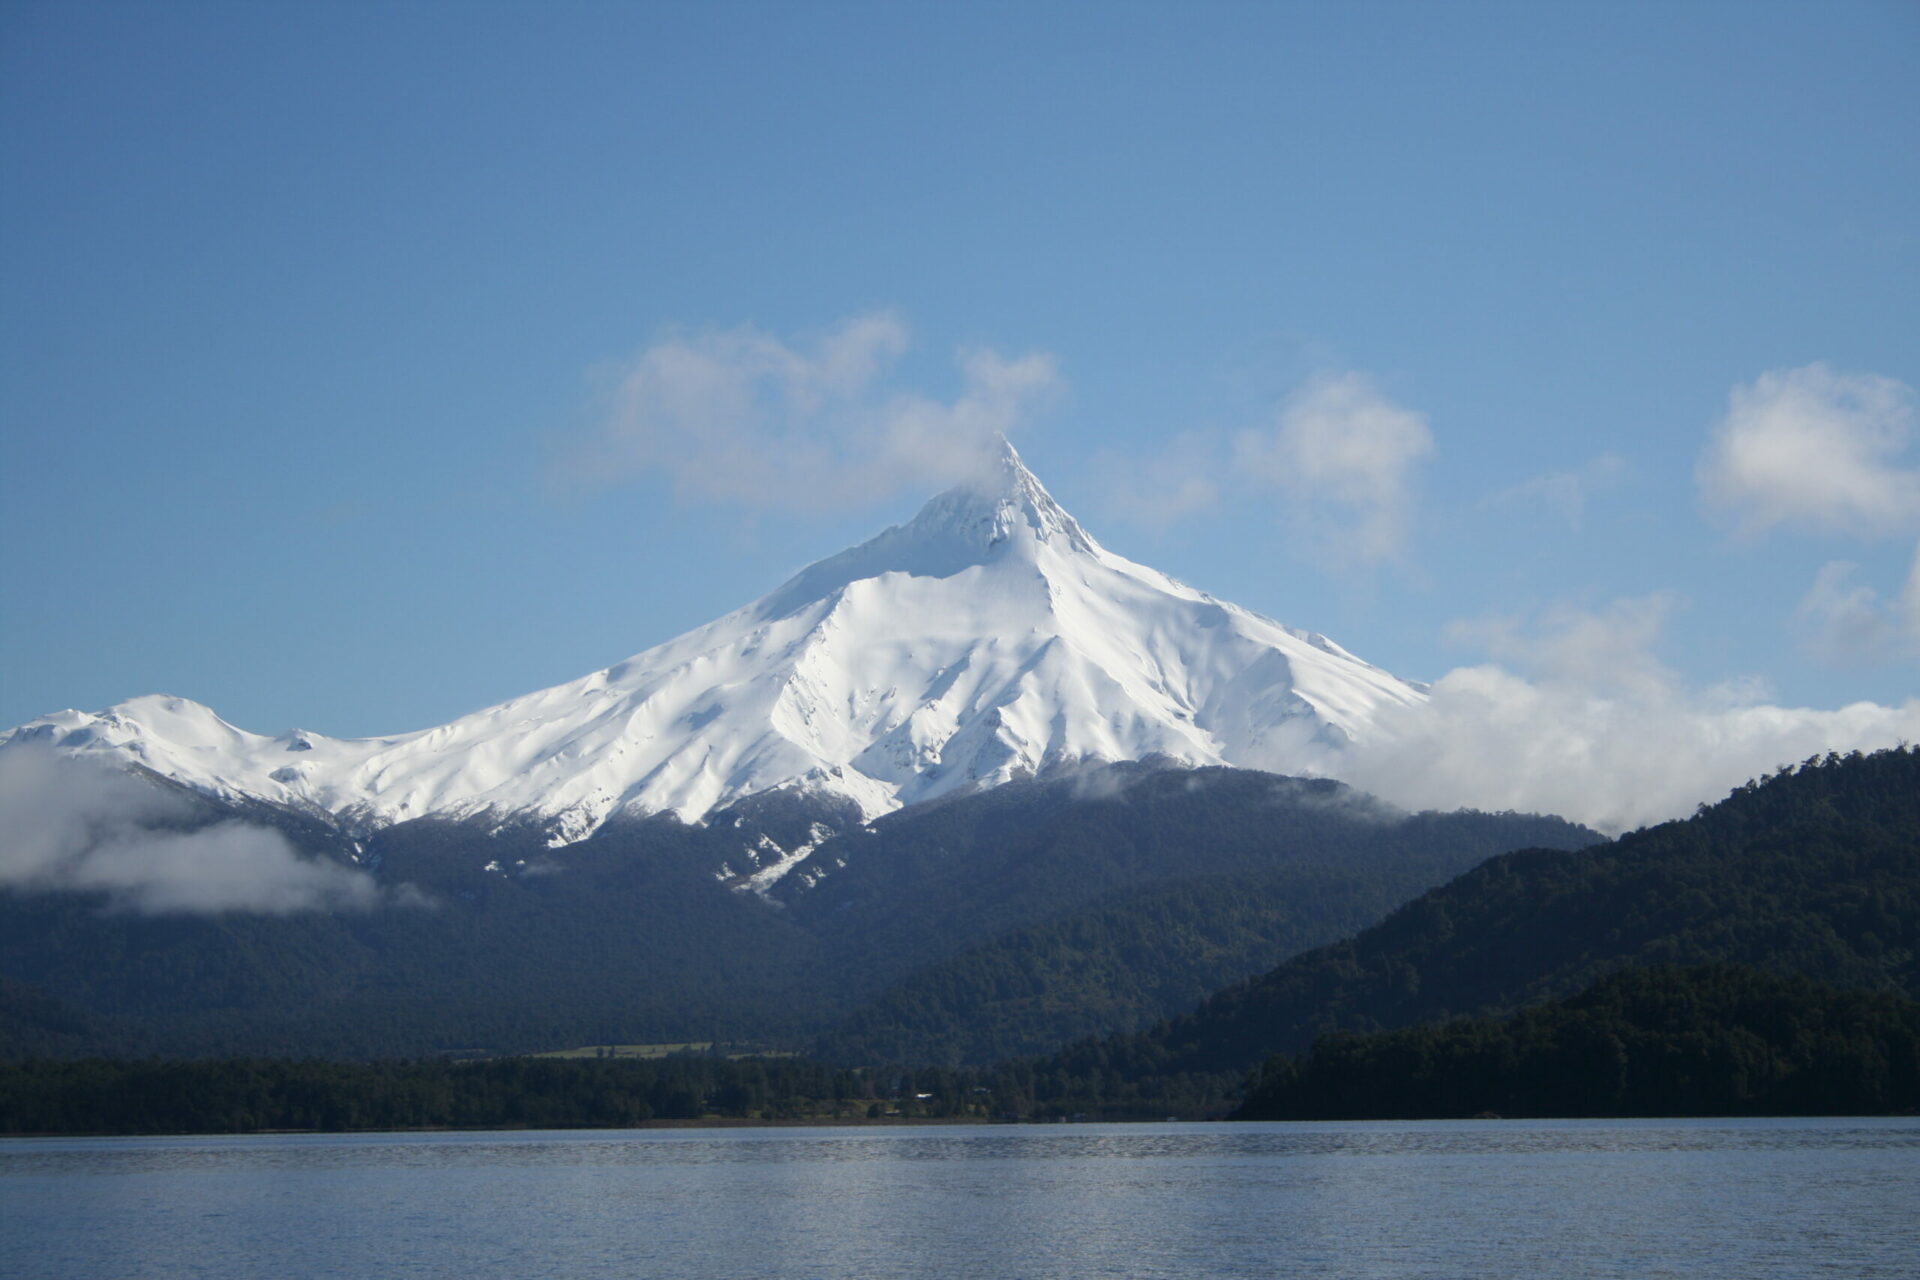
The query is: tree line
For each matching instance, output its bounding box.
[0,1055,1014,1135]
[1235,964,1920,1120]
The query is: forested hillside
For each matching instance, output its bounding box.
[1008,748,1920,1117]
[802,767,1595,1065]
[0,763,1590,1060]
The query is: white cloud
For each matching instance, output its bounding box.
[1235,371,1434,564]
[0,747,384,915]
[1339,595,1920,834]
[1489,453,1628,531]
[1344,667,1919,836]
[1794,545,1920,666]
[1697,363,1920,539]
[557,311,1061,511]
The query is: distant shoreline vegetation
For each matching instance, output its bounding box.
[3,964,1916,1137]
[0,1056,1001,1137]
[1235,965,1920,1122]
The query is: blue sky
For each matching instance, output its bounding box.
[4,0,1917,753]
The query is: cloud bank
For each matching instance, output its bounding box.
[1339,596,1920,835]
[0,748,383,915]
[558,311,1061,511]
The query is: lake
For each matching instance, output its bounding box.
[4,1119,1917,1279]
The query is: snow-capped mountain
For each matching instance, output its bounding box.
[4,441,1426,844]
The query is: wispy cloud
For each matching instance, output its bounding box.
[555,311,1061,512]
[1487,453,1629,531]
[1441,593,1682,702]
[1093,430,1222,529]
[0,747,385,915]
[1340,595,1920,834]
[1236,372,1434,565]
[1697,363,1920,539]
[1794,545,1920,666]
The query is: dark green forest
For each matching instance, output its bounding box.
[815,869,1396,1066]
[993,747,1920,1118]
[810,777,1592,1065]
[1235,964,1920,1120]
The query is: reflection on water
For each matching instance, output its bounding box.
[5,1119,1918,1279]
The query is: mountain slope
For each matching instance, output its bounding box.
[0,813,832,1058]
[0,762,1591,1059]
[2,441,1424,847]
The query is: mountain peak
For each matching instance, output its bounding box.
[901,435,1095,557]
[755,438,1095,617]
[5,440,1429,850]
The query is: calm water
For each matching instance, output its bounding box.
[4,1119,1917,1279]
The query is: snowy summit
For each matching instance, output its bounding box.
[4,441,1427,843]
